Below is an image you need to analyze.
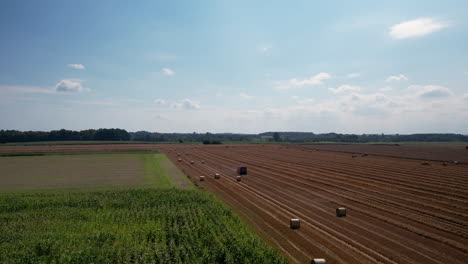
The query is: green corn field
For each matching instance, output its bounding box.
[0,187,288,263]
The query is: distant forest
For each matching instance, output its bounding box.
[1,129,468,143]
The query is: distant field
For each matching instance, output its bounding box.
[0,153,148,190]
[298,143,468,163]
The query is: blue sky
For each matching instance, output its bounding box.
[1,0,467,133]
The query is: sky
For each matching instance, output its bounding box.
[1,0,467,134]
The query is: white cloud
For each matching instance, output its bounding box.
[389,18,450,39]
[408,85,453,98]
[379,87,393,92]
[347,73,361,78]
[386,74,408,82]
[67,64,85,70]
[275,72,331,90]
[162,68,175,76]
[54,79,89,93]
[328,84,362,94]
[172,98,200,110]
[240,93,254,99]
[154,98,166,105]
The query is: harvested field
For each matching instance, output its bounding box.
[298,143,468,163]
[0,153,191,190]
[163,145,468,264]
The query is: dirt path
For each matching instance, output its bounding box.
[158,154,193,189]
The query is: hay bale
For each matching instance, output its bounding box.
[454,161,459,165]
[336,207,346,217]
[352,154,358,158]
[201,160,205,164]
[290,218,300,229]
[190,160,194,165]
[312,259,326,264]
[442,162,448,166]
[237,166,247,175]
[178,158,182,162]
[361,153,368,157]
[199,176,205,181]
[214,173,220,179]
[236,176,241,182]
[177,153,180,156]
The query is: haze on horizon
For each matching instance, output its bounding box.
[1,0,467,134]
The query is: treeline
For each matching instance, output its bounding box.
[1,129,467,143]
[260,132,468,143]
[0,129,130,143]
[131,131,254,143]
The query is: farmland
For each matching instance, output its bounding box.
[0,152,195,190]
[299,143,468,163]
[163,144,468,264]
[1,144,467,263]
[0,151,287,263]
[0,153,144,190]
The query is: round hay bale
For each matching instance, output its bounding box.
[201,160,205,164]
[236,175,241,182]
[290,218,300,229]
[178,158,182,162]
[454,161,459,165]
[199,176,205,181]
[190,160,194,165]
[336,207,346,217]
[214,173,220,179]
[352,154,358,158]
[442,162,448,166]
[312,259,327,264]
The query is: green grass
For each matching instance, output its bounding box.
[0,188,287,264]
[141,154,173,188]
